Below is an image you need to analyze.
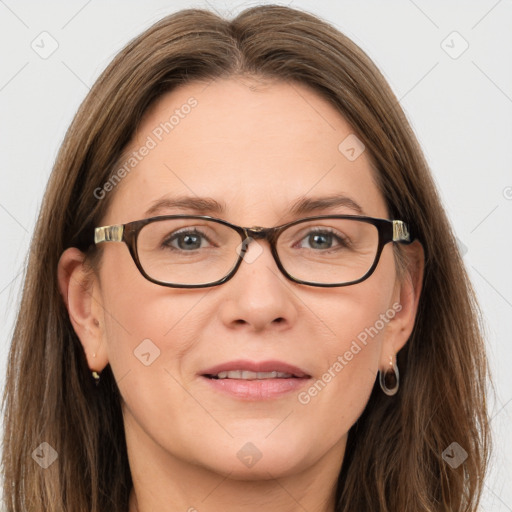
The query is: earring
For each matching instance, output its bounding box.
[92,370,101,386]
[379,355,399,396]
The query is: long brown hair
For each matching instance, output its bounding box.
[1,5,491,511]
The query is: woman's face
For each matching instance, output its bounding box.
[70,77,417,481]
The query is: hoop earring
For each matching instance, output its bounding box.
[379,355,399,396]
[92,370,101,386]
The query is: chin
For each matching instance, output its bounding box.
[198,441,309,480]
[215,459,305,481]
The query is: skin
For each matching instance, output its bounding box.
[58,76,424,512]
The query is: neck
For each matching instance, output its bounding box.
[128,473,339,512]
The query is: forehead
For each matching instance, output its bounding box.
[102,76,387,225]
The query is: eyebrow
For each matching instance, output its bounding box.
[144,193,364,218]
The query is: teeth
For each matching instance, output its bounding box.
[214,370,294,380]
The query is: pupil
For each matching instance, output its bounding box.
[310,233,331,249]
[179,234,200,250]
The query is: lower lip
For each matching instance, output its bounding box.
[200,376,311,400]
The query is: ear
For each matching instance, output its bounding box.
[380,240,425,369]
[57,247,109,373]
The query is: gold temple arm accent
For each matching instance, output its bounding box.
[94,225,124,244]
[392,220,410,242]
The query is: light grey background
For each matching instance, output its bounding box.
[0,1,511,510]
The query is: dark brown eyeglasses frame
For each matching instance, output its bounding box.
[94,214,413,288]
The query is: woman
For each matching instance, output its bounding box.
[1,4,491,511]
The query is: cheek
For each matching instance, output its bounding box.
[97,265,205,443]
[302,299,386,417]
[96,246,201,379]
[299,248,398,425]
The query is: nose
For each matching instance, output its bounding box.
[218,234,298,332]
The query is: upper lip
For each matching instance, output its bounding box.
[200,359,311,378]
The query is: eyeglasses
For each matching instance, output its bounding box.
[93,214,413,288]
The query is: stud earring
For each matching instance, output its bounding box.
[91,370,101,386]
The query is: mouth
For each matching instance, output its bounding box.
[199,360,312,400]
[205,370,304,380]
[200,359,311,380]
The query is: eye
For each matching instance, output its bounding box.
[163,228,212,251]
[296,228,350,251]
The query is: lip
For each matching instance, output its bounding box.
[199,359,312,401]
[200,359,311,378]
